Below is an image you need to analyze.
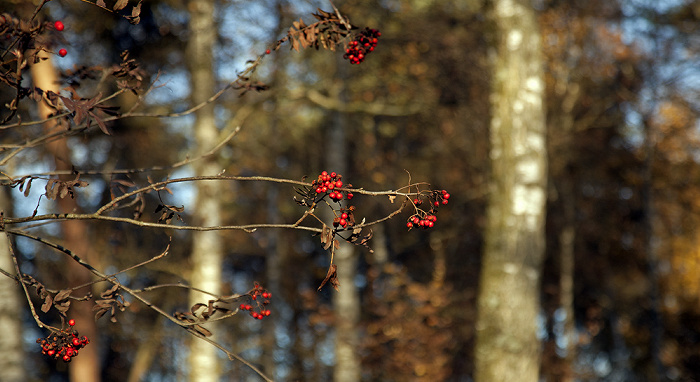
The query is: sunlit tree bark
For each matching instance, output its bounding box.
[474,0,547,381]
[329,72,360,382]
[0,187,26,382]
[187,1,223,381]
[30,51,101,382]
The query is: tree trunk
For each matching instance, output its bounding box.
[329,72,360,382]
[186,1,223,381]
[474,0,547,381]
[0,187,27,382]
[30,51,101,382]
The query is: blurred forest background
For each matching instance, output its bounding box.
[1,0,700,381]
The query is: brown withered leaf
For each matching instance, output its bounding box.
[155,204,185,224]
[349,227,374,253]
[54,289,71,303]
[321,224,332,250]
[44,175,88,200]
[174,311,196,323]
[318,264,340,291]
[41,295,53,313]
[192,325,212,337]
[93,284,129,322]
[126,1,141,24]
[190,303,207,316]
[114,0,128,11]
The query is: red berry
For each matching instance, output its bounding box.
[347,193,354,200]
[442,200,449,205]
[336,180,343,188]
[68,319,75,326]
[443,193,450,199]
[265,49,271,54]
[330,172,337,178]
[341,212,348,219]
[434,201,440,207]
[47,349,55,356]
[72,338,81,347]
[263,309,271,316]
[321,171,328,176]
[54,21,64,31]
[339,218,347,226]
[58,49,67,57]
[407,222,413,228]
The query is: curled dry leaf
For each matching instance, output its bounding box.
[318,264,340,291]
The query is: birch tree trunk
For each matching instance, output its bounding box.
[0,187,26,382]
[187,1,223,381]
[474,0,547,381]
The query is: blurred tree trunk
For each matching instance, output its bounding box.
[0,187,26,382]
[330,73,360,382]
[30,51,102,382]
[545,17,582,378]
[474,0,547,381]
[186,1,223,381]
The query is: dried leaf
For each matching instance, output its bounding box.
[113,0,128,11]
[92,112,112,135]
[94,308,108,321]
[41,296,52,313]
[321,224,332,249]
[193,325,212,337]
[318,264,340,291]
[54,289,71,302]
[102,283,120,297]
[191,303,206,315]
[23,178,32,197]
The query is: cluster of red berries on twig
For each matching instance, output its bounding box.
[343,28,380,65]
[54,20,67,57]
[239,283,271,320]
[333,206,356,229]
[313,171,354,202]
[407,189,450,230]
[36,319,90,362]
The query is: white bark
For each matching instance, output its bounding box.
[187,1,223,381]
[0,188,26,382]
[474,0,547,381]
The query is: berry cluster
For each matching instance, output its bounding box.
[239,283,272,320]
[333,206,356,229]
[407,214,437,229]
[36,319,90,362]
[343,28,380,65]
[54,20,67,57]
[407,190,450,230]
[313,171,354,202]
